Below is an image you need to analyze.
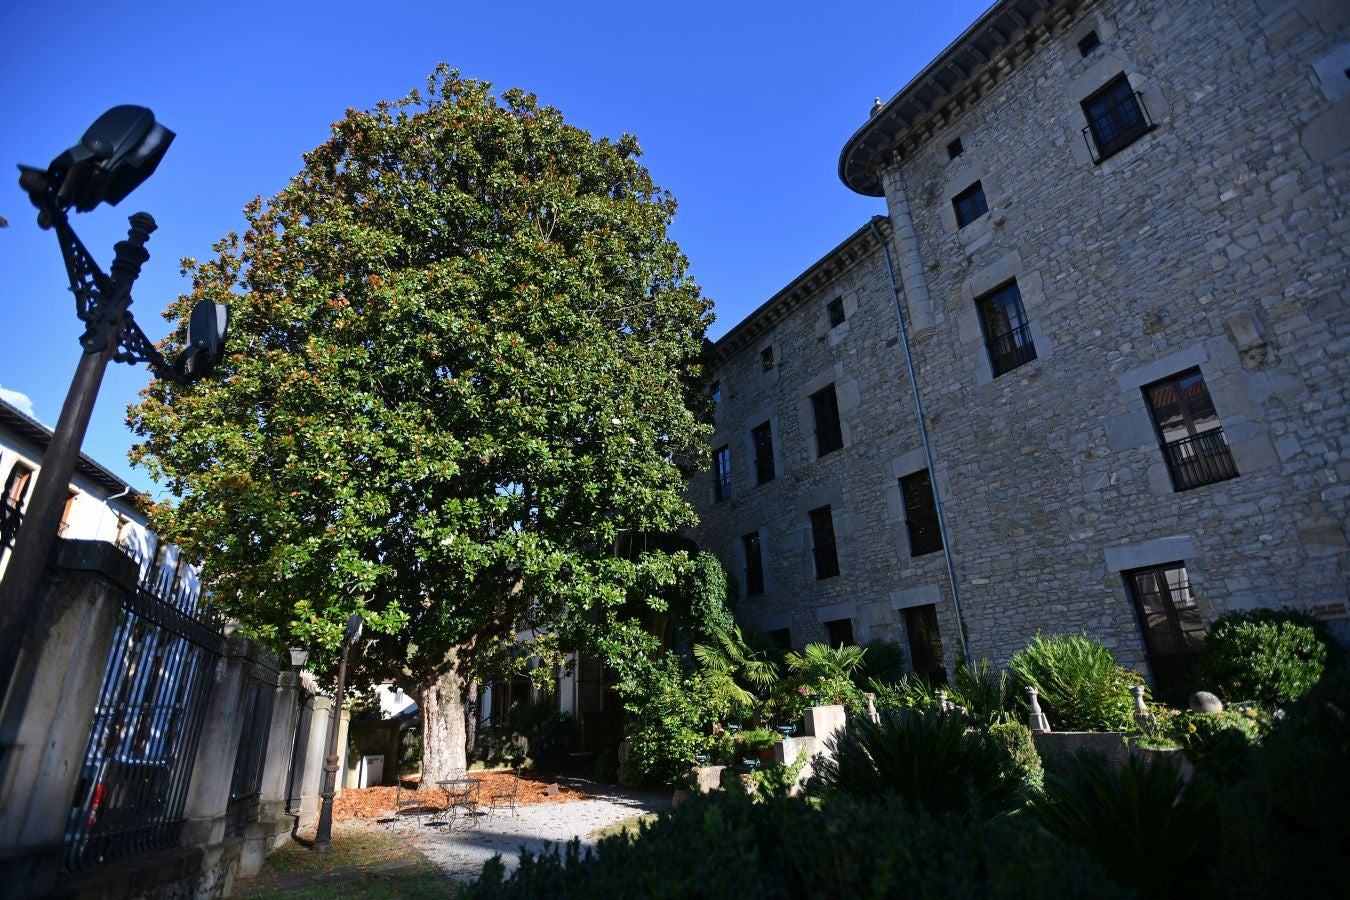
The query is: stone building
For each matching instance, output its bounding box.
[691,0,1348,695]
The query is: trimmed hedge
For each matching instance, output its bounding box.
[1190,607,1335,707]
[461,791,1130,899]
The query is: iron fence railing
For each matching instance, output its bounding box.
[62,563,222,872]
[1164,428,1239,491]
[1082,89,1155,163]
[986,323,1037,376]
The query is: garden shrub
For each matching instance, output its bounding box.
[1030,750,1219,898]
[461,790,1130,899]
[1171,706,1268,785]
[1190,607,1335,707]
[987,720,1042,792]
[950,658,1011,723]
[619,654,719,786]
[812,708,1023,820]
[869,672,940,713]
[1217,666,1350,899]
[856,638,908,686]
[1008,633,1144,732]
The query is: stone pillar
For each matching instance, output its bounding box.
[337,708,353,791]
[179,636,250,897]
[297,696,332,824]
[238,672,302,876]
[880,163,937,345]
[0,541,136,892]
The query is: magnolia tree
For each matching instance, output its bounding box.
[130,67,713,783]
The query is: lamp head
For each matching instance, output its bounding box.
[45,105,174,213]
[343,614,364,647]
[288,647,310,670]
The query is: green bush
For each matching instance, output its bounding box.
[987,720,1042,792]
[856,638,908,686]
[1172,706,1268,785]
[619,654,718,787]
[812,708,1023,820]
[1217,666,1350,898]
[1008,633,1144,732]
[1190,607,1334,707]
[869,672,940,713]
[461,791,1130,899]
[1030,750,1219,898]
[950,658,1011,723]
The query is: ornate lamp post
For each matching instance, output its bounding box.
[313,613,364,852]
[0,107,229,704]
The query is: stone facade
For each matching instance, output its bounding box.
[692,0,1348,688]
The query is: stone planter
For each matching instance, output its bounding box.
[1128,745,1195,782]
[1032,731,1130,769]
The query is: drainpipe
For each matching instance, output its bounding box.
[870,219,972,670]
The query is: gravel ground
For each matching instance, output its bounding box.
[369,777,672,884]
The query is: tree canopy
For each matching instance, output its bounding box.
[130,66,713,776]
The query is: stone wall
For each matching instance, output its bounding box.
[692,0,1349,683]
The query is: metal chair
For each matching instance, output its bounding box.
[486,767,522,818]
[434,774,481,832]
[382,777,425,829]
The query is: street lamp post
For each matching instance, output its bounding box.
[313,613,364,853]
[0,107,229,710]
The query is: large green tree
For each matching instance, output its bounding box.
[130,67,713,782]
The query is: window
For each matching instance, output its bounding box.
[904,604,947,685]
[810,385,843,457]
[827,297,846,328]
[710,381,721,405]
[751,421,775,485]
[760,346,775,371]
[952,181,989,228]
[742,532,764,595]
[768,628,792,650]
[824,618,855,648]
[1077,30,1101,57]
[900,470,942,556]
[1082,74,1152,161]
[1143,369,1238,491]
[1,462,34,551]
[946,137,964,160]
[58,490,79,536]
[975,281,1037,376]
[1125,563,1205,699]
[809,505,839,579]
[713,446,731,501]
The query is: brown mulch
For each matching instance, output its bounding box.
[333,771,595,822]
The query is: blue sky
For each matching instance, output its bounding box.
[0,0,990,496]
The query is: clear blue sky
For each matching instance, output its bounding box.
[0,0,990,496]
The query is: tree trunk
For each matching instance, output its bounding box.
[418,661,468,790]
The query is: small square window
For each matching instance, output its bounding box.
[946,137,964,160]
[952,181,989,228]
[827,297,846,328]
[1077,31,1101,57]
[761,346,774,371]
[1082,74,1152,162]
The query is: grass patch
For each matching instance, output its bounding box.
[234,828,449,899]
[588,813,659,842]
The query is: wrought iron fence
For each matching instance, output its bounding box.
[986,323,1037,376]
[225,671,275,836]
[1164,428,1239,491]
[62,565,222,872]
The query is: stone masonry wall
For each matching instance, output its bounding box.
[691,0,1348,682]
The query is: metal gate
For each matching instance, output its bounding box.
[62,569,222,872]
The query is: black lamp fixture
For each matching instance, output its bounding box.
[0,106,229,710]
[288,647,311,671]
[314,614,365,852]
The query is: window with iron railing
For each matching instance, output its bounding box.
[975,281,1037,376]
[713,445,731,501]
[1082,74,1154,162]
[1143,369,1238,491]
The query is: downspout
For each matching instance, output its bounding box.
[870,219,972,670]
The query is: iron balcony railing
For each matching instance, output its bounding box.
[1163,428,1239,491]
[1083,90,1155,163]
[986,323,1037,376]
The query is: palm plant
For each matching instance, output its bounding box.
[786,642,867,708]
[693,624,782,717]
[949,658,1010,723]
[1008,633,1143,732]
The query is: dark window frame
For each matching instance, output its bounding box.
[952,181,989,228]
[900,470,943,557]
[904,604,947,685]
[1142,369,1239,491]
[827,297,846,328]
[710,380,721,405]
[741,531,765,596]
[810,385,844,458]
[946,137,964,160]
[1081,74,1154,162]
[760,346,775,371]
[751,421,775,485]
[975,280,1037,376]
[1124,561,1206,699]
[1077,31,1101,57]
[809,505,840,579]
[824,618,854,648]
[713,445,731,501]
